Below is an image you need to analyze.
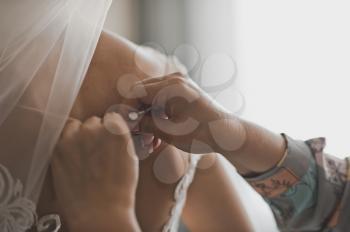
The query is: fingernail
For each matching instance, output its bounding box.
[154,138,162,150]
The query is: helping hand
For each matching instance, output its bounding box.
[133,73,247,155]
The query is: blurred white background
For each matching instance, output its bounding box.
[104,0,350,231]
[235,0,350,158]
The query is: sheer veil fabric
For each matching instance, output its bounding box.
[0,0,112,231]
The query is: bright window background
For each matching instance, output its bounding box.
[235,0,350,158]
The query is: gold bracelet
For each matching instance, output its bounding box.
[276,133,289,167]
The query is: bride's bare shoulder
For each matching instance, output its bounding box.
[72,30,185,119]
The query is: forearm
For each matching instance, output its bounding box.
[217,117,286,176]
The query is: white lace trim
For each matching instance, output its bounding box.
[37,214,61,232]
[162,154,201,232]
[0,163,36,232]
[0,163,61,232]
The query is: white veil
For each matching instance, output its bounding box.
[0,0,111,231]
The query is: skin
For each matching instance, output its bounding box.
[182,154,254,231]
[134,74,286,176]
[37,31,185,231]
[51,114,141,232]
[36,30,267,231]
[70,31,191,231]
[132,75,287,232]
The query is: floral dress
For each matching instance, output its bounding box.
[245,134,349,231]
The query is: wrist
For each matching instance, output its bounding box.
[207,114,247,157]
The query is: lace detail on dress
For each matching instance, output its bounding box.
[162,154,201,232]
[0,163,36,232]
[37,214,61,232]
[0,163,61,232]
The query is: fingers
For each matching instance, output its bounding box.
[61,118,82,140]
[59,113,132,146]
[82,116,102,131]
[55,118,82,164]
[139,72,183,85]
[132,80,170,105]
[103,112,131,137]
[132,73,185,105]
[79,116,103,140]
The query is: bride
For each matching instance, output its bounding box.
[0,1,257,231]
[3,1,346,231]
[6,0,338,231]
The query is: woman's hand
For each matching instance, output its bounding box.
[51,113,140,232]
[134,73,286,176]
[133,73,247,156]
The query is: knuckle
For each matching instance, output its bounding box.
[81,117,101,132]
[105,123,129,137]
[60,119,81,141]
[90,116,101,121]
[86,116,101,124]
[62,119,80,131]
[106,112,124,122]
[80,123,93,134]
[61,128,77,141]
[65,117,81,125]
[171,75,186,85]
[103,113,130,135]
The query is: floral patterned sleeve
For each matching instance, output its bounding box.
[244,134,350,231]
